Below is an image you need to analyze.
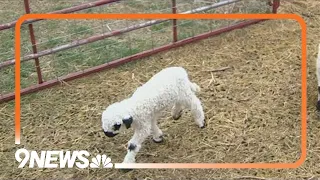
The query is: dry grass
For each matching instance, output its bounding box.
[1,0,320,179]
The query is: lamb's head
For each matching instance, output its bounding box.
[101,101,133,138]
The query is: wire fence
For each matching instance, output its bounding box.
[0,0,280,103]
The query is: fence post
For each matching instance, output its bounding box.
[172,0,178,42]
[272,0,280,13]
[23,0,43,84]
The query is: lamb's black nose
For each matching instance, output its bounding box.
[104,131,118,137]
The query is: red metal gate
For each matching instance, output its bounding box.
[0,0,280,103]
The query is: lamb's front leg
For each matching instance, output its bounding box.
[122,126,151,164]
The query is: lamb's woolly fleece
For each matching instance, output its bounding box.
[102,66,202,133]
[101,66,205,164]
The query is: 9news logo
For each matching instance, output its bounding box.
[15,148,113,168]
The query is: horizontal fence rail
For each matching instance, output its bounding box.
[0,0,242,69]
[0,0,280,103]
[0,19,264,103]
[0,0,120,31]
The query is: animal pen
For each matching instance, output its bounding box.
[1,0,316,178]
[0,0,280,103]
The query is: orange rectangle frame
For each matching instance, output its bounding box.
[14,13,307,169]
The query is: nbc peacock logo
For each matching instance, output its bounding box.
[90,154,113,168]
[15,148,114,169]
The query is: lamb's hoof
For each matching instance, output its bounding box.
[152,135,164,143]
[200,119,206,129]
[173,110,183,120]
[121,168,133,173]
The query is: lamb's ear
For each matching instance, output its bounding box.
[122,116,133,129]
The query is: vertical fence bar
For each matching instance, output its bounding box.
[23,0,43,84]
[272,0,280,13]
[172,0,178,42]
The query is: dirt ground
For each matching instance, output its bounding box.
[1,0,320,179]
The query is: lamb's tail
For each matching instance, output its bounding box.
[190,82,201,93]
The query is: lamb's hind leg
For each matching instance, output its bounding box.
[183,93,205,128]
[171,102,183,120]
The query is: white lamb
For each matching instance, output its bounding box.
[101,66,206,165]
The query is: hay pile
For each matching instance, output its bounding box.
[1,0,320,179]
